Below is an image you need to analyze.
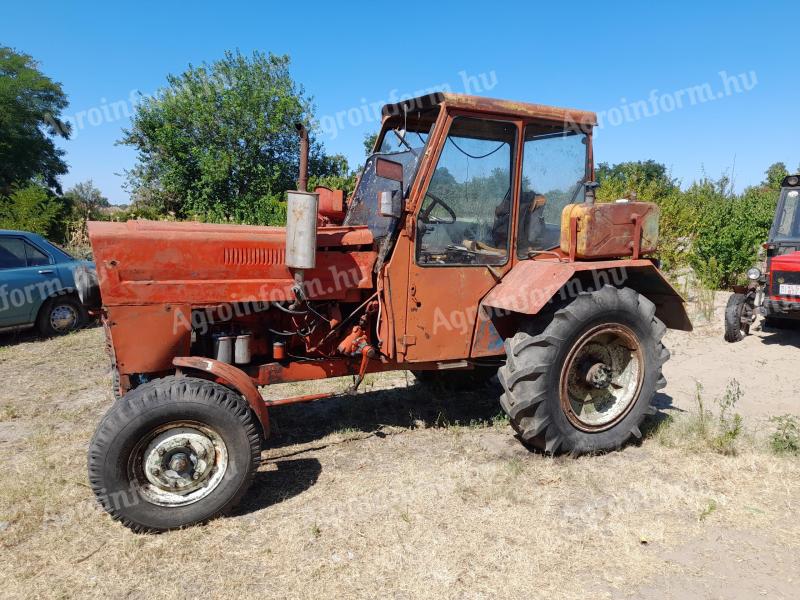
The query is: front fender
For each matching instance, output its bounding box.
[173,356,269,438]
[480,259,693,331]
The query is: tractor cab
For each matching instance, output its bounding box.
[725,175,800,342]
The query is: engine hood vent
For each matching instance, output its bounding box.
[224,247,285,266]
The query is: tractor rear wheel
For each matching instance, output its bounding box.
[498,286,668,455]
[724,293,751,342]
[87,376,261,532]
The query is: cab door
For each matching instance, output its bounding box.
[403,115,520,362]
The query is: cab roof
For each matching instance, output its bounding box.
[382,92,597,128]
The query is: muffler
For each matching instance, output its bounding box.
[286,123,318,303]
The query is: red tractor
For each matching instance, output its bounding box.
[81,93,691,531]
[725,174,800,342]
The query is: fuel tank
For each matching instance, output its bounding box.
[560,201,660,260]
[87,220,377,306]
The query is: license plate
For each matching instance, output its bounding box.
[779,283,800,296]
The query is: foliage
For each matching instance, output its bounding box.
[711,379,744,455]
[308,153,357,197]
[689,170,778,288]
[0,47,70,194]
[769,415,800,456]
[105,202,179,222]
[764,162,789,189]
[0,181,72,240]
[363,132,378,156]
[63,180,109,221]
[651,379,743,455]
[121,50,350,225]
[596,160,787,287]
[596,161,696,271]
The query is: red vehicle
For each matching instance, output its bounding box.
[81,93,692,531]
[725,174,800,342]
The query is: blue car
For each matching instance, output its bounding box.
[0,230,96,336]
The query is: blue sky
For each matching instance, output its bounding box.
[3,0,797,203]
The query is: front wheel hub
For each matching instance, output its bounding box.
[135,423,228,507]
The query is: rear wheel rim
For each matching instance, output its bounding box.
[559,324,644,432]
[50,304,78,332]
[129,421,228,507]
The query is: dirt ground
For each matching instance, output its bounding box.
[0,292,799,599]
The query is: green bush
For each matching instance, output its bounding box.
[0,181,72,241]
[651,379,744,455]
[597,161,785,288]
[689,180,775,288]
[596,161,699,272]
[769,415,800,456]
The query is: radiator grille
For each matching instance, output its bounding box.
[223,247,285,265]
[771,270,800,296]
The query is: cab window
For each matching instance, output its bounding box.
[517,127,588,256]
[416,117,516,266]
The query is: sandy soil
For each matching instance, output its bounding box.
[664,291,800,423]
[0,292,798,599]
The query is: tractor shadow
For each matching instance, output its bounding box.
[265,377,506,450]
[233,457,322,517]
[235,380,501,514]
[639,391,682,440]
[264,378,679,453]
[758,324,800,346]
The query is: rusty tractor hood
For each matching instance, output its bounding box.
[87,220,377,306]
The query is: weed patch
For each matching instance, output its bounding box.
[769,415,800,456]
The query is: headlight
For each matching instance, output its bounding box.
[783,175,800,187]
[747,267,762,281]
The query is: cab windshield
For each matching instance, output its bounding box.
[344,107,440,241]
[771,188,800,241]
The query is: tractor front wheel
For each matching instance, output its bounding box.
[87,376,262,532]
[724,293,752,343]
[498,286,668,455]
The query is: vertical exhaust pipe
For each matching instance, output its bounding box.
[296,123,309,193]
[286,122,316,307]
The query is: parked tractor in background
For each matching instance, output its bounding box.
[80,93,692,532]
[725,174,800,342]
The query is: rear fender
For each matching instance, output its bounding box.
[475,260,692,353]
[173,356,269,438]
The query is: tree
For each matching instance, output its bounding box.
[121,50,349,225]
[0,47,70,194]
[64,180,110,221]
[595,160,678,201]
[764,162,789,190]
[363,132,378,156]
[596,161,693,270]
[0,181,72,240]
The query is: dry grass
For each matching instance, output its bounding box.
[1,328,799,599]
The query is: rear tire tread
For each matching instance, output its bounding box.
[498,285,668,455]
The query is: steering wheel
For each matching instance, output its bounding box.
[419,191,457,225]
